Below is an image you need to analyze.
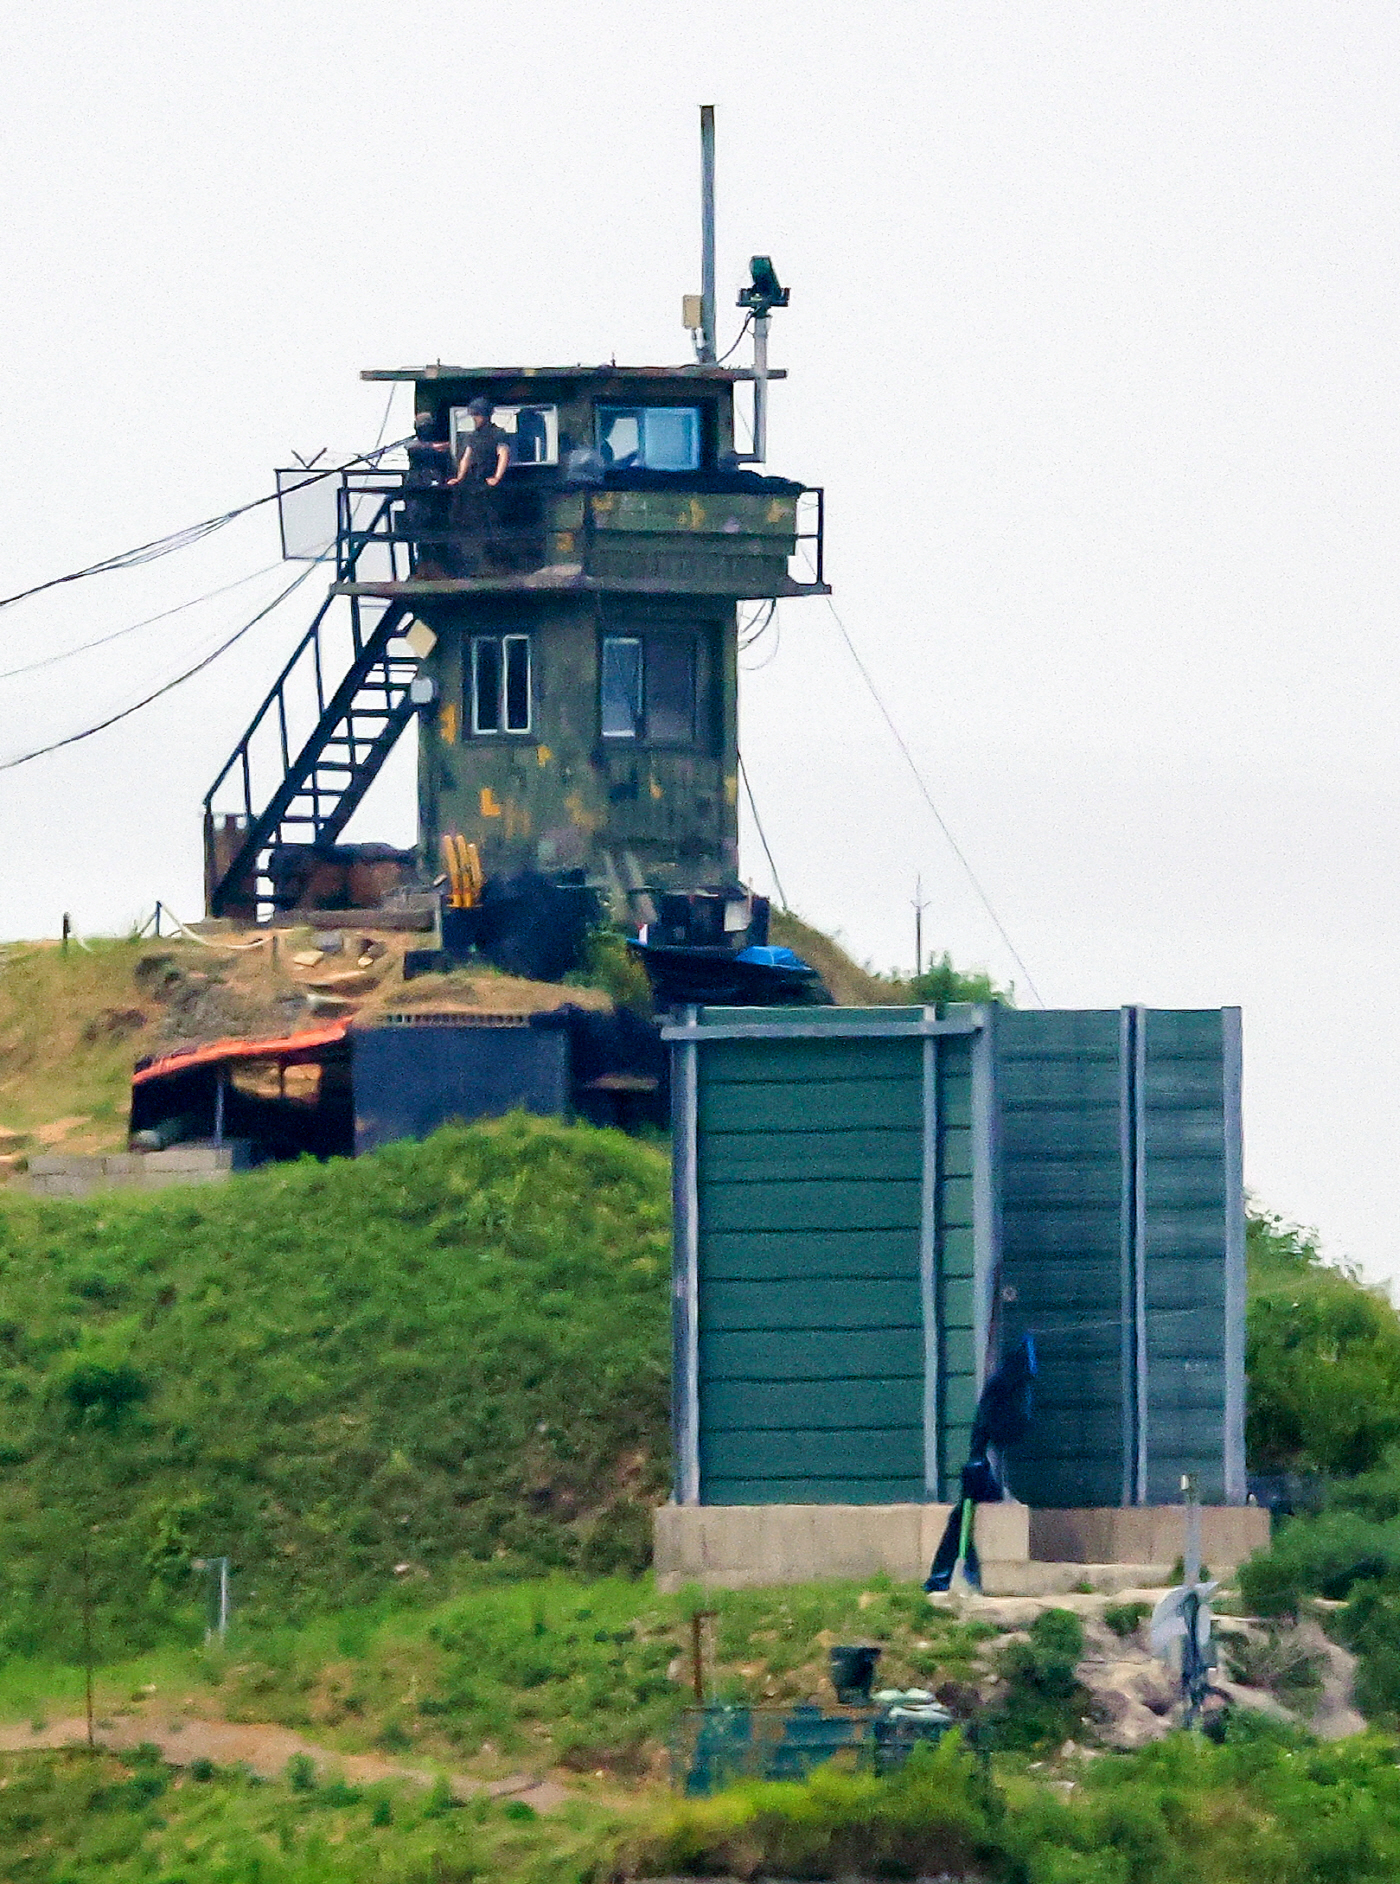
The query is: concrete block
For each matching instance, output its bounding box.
[1027,1506,1270,1567]
[980,1561,1175,1596]
[142,1140,251,1172]
[140,1169,229,1189]
[653,1501,1031,1592]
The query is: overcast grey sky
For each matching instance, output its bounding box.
[2,2,1397,1280]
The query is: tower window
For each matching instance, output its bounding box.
[600,636,642,738]
[596,405,702,471]
[601,633,696,745]
[471,634,531,734]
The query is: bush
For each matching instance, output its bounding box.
[632,1736,996,1880]
[1247,1211,1400,1477]
[983,1609,1088,1751]
[1237,1509,1400,1617]
[1103,1600,1149,1638]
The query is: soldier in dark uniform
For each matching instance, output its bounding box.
[445,396,510,573]
[403,409,453,572]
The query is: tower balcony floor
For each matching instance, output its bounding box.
[332,569,829,601]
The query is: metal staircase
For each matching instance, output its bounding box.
[203,586,419,917]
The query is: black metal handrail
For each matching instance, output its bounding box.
[331,467,826,587]
[203,495,413,915]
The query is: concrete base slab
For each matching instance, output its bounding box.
[1028,1506,1270,1567]
[653,1502,1029,1591]
[24,1142,252,1198]
[654,1502,1270,1593]
[978,1561,1177,1596]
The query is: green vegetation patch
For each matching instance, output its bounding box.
[0,1745,604,1884]
[0,1118,671,1656]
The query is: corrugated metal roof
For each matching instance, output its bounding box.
[132,1021,351,1085]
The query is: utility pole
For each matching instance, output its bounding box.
[699,107,717,364]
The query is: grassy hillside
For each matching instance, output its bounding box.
[0,932,614,1162]
[8,1713,1400,1884]
[0,1119,671,1657]
[0,916,959,1166]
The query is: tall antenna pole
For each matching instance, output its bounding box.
[699,106,717,363]
[912,873,928,980]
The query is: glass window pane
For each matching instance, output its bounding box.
[597,407,642,467]
[646,638,695,743]
[504,636,531,732]
[472,637,502,733]
[642,407,701,470]
[601,636,642,738]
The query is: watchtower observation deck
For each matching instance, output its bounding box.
[208,358,826,918]
[284,363,825,601]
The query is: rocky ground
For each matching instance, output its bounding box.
[935,1589,1364,1748]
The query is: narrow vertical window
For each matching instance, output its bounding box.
[472,637,502,733]
[601,636,643,737]
[646,638,696,744]
[470,634,531,734]
[503,635,531,733]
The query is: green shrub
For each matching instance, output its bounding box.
[984,1609,1088,1751]
[1103,1600,1149,1638]
[1247,1211,1400,1477]
[1222,1629,1323,1705]
[1238,1509,1400,1616]
[633,1736,995,1880]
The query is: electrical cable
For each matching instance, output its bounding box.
[0,560,286,681]
[741,607,781,671]
[737,749,789,910]
[738,599,776,649]
[715,311,755,366]
[0,438,409,615]
[0,561,320,773]
[816,587,1046,1006]
[372,382,399,450]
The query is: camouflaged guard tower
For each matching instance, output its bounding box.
[204,349,825,920]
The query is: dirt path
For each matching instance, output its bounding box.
[0,1713,571,1811]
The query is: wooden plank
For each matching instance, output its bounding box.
[1143,1166,1226,1211]
[1141,1064,1224,1107]
[942,1372,978,1427]
[996,1011,1122,1059]
[702,1278,920,1332]
[699,1079,922,1133]
[1002,1160,1123,1208]
[1000,1210,1121,1258]
[941,1277,975,1329]
[1001,1107,1122,1158]
[699,1128,922,1185]
[1141,1010,1224,1056]
[701,1377,921,1431]
[941,1177,974,1228]
[702,1475,928,1504]
[700,1326,924,1380]
[940,1125,973,1180]
[941,1226,975,1279]
[701,1426,924,1478]
[699,1038,920,1086]
[700,1178,922,1234]
[700,1230,919,1282]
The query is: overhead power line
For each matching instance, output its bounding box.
[0,561,285,681]
[0,562,320,773]
[0,438,408,615]
[819,593,1046,1007]
[737,749,789,910]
